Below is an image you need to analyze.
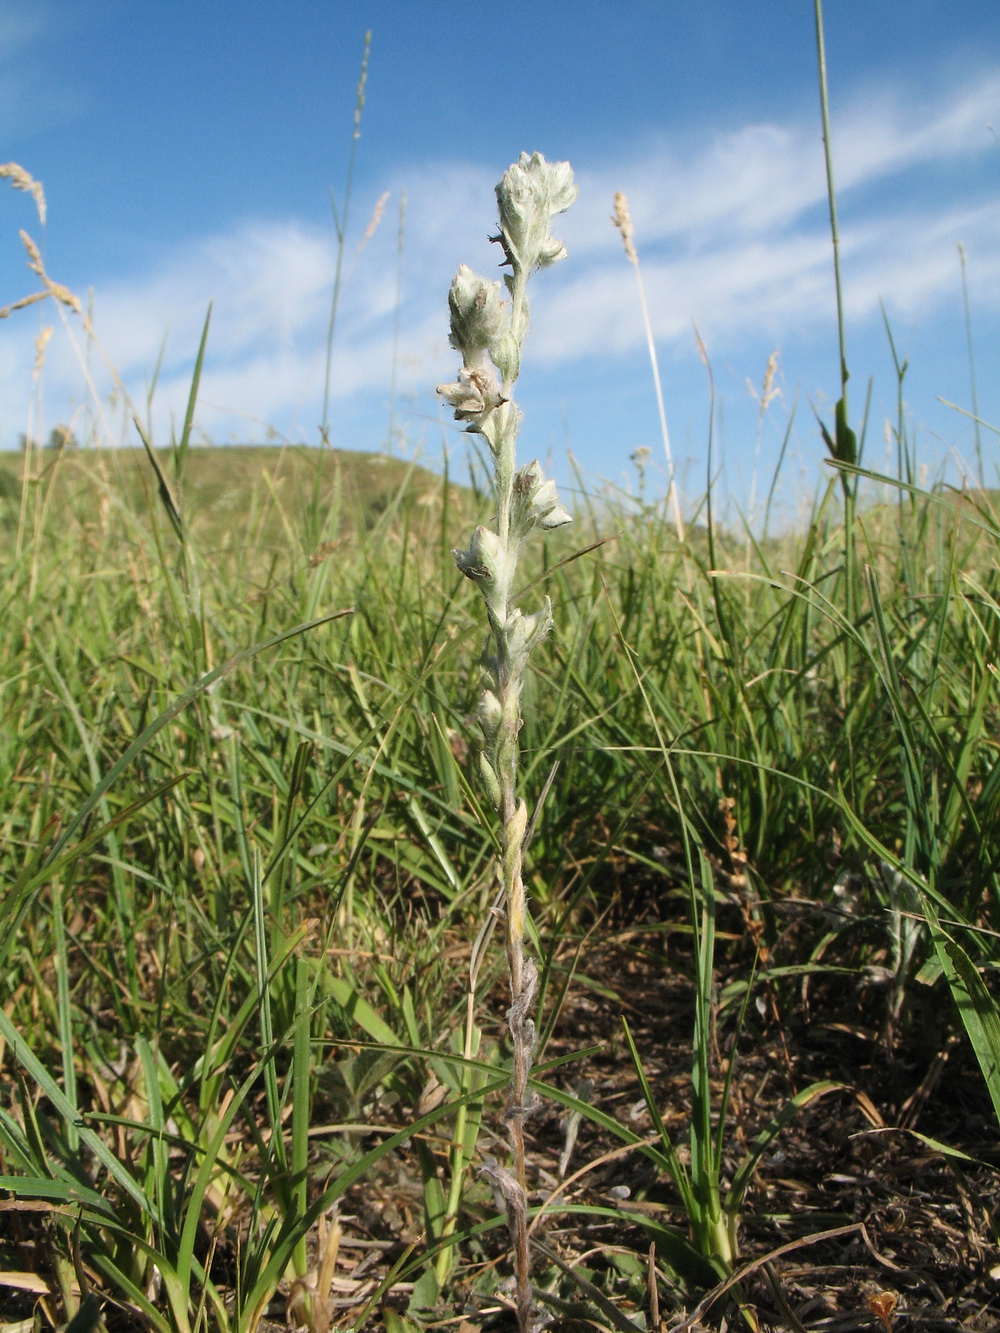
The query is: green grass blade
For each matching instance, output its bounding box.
[924,912,1000,1127]
[3,607,353,967]
[174,302,212,481]
[0,1007,153,1215]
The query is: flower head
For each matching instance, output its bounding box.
[453,524,513,592]
[447,265,507,365]
[437,362,505,432]
[510,460,572,540]
[495,152,578,272]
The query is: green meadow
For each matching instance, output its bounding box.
[3,420,1000,1330]
[2,23,1000,1326]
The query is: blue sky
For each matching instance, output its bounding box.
[1,0,998,520]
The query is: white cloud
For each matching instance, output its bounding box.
[834,72,1000,187]
[534,198,1000,365]
[538,70,1000,361]
[92,221,336,371]
[1,67,997,450]
[562,69,1000,252]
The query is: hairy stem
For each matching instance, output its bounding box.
[438,153,577,1332]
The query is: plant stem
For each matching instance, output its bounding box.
[814,0,858,669]
[320,31,371,445]
[440,154,577,1331]
[958,243,983,487]
[612,193,685,542]
[814,0,847,420]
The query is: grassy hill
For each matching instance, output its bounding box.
[0,443,471,560]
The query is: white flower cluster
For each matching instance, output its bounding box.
[439,153,575,616]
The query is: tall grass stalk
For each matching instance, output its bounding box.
[746,350,780,539]
[612,191,685,542]
[320,30,371,445]
[388,188,408,452]
[437,151,577,1332]
[813,0,860,649]
[958,242,984,485]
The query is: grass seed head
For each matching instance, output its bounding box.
[1,162,46,224]
[612,190,638,265]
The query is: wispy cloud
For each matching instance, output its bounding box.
[562,70,1000,249]
[0,0,88,140]
[540,69,1000,357]
[1,67,997,450]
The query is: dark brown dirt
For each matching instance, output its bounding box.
[3,921,998,1332]
[340,920,1000,1333]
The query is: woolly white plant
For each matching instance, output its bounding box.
[437,151,577,1330]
